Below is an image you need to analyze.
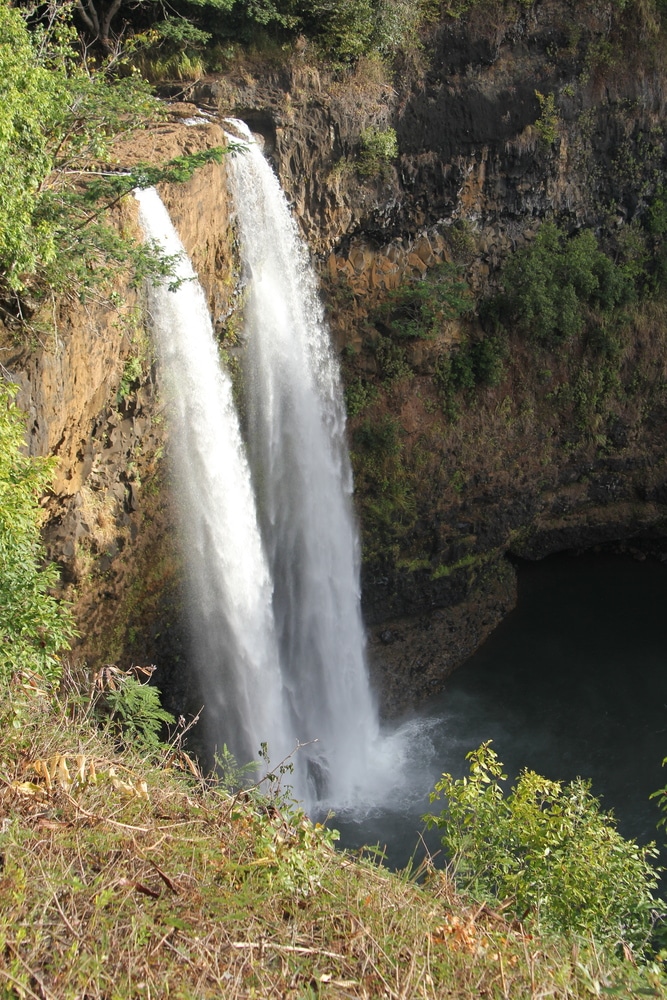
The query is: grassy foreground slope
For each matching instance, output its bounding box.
[0,681,665,1000]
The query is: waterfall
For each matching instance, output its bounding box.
[136,151,383,809]
[134,187,288,772]
[225,120,379,806]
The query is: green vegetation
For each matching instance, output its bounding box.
[441,0,665,27]
[434,334,506,418]
[425,742,664,956]
[534,90,560,146]
[357,125,398,177]
[97,667,176,749]
[373,333,414,381]
[374,263,473,340]
[492,222,633,345]
[134,17,215,80]
[0,383,76,691]
[0,2,228,322]
[344,374,379,416]
[352,415,417,560]
[63,0,425,66]
[0,686,666,998]
[117,356,144,404]
[0,2,156,298]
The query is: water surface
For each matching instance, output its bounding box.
[336,552,667,869]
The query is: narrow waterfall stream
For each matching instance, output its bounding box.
[224,121,380,806]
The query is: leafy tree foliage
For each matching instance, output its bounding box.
[0,2,156,295]
[0,383,76,688]
[495,222,632,345]
[425,743,663,955]
[374,263,473,339]
[64,0,422,62]
[0,2,227,310]
[70,0,234,53]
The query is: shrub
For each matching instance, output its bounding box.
[344,375,379,416]
[0,382,76,688]
[353,414,401,456]
[424,742,663,955]
[434,334,506,418]
[534,91,560,146]
[374,263,473,339]
[357,126,398,177]
[132,16,212,79]
[374,334,413,381]
[117,355,143,403]
[498,222,633,345]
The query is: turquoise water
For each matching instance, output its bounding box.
[335,552,667,869]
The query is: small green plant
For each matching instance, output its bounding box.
[99,669,175,749]
[425,742,663,954]
[117,355,143,403]
[215,743,260,792]
[357,126,398,178]
[534,91,561,146]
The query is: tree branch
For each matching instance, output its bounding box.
[75,0,98,35]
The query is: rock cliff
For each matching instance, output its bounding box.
[192,1,667,710]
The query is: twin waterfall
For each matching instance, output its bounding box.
[136,124,379,809]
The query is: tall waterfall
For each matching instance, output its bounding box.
[225,121,379,806]
[135,187,288,771]
[136,151,381,808]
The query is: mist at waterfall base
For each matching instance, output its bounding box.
[335,551,667,870]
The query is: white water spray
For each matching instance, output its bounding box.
[135,187,288,770]
[136,162,430,815]
[225,121,380,807]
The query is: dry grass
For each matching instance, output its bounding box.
[0,679,664,999]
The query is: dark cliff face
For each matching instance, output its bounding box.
[195,2,667,250]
